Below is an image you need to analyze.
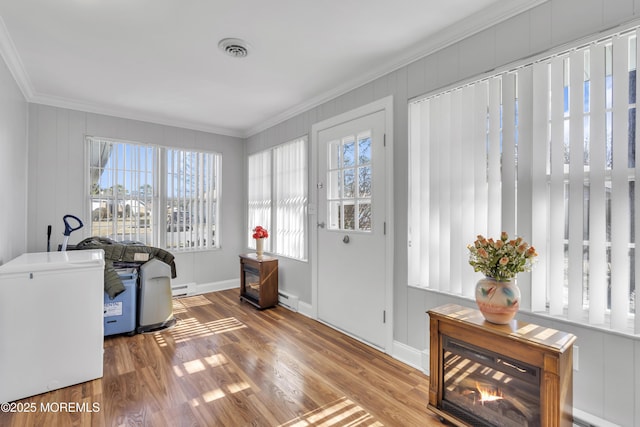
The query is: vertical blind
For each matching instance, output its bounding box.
[274,139,307,259]
[165,149,219,250]
[248,137,307,260]
[247,150,273,251]
[88,137,155,245]
[409,29,640,334]
[87,137,220,251]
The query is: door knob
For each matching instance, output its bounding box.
[343,235,350,244]
[318,222,325,228]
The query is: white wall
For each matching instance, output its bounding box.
[247,1,640,425]
[0,49,27,265]
[26,104,245,287]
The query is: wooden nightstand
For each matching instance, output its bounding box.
[239,253,278,309]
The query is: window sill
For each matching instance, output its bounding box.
[410,284,640,340]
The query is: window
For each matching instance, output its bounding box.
[248,137,307,260]
[327,132,373,231]
[409,27,640,334]
[87,137,220,251]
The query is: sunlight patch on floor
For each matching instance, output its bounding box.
[153,315,246,347]
[172,354,228,378]
[174,295,213,308]
[204,317,247,334]
[166,317,214,343]
[280,397,383,427]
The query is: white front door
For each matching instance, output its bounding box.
[316,109,387,349]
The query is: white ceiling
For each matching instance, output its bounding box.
[0,1,541,138]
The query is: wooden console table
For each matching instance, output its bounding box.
[427,304,576,427]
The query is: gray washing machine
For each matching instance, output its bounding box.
[137,259,176,333]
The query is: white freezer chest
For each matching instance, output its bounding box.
[0,250,105,403]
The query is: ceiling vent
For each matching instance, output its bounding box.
[218,38,250,58]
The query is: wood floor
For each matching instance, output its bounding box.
[0,289,444,427]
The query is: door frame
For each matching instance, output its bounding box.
[309,96,394,353]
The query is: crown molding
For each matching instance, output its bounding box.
[245,0,549,137]
[0,15,33,100]
[0,15,243,138]
[0,1,548,140]
[30,92,245,138]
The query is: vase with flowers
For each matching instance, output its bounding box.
[252,226,269,257]
[467,231,538,324]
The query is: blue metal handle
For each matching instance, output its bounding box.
[63,215,83,236]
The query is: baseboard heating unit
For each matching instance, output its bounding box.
[171,282,197,297]
[278,291,299,311]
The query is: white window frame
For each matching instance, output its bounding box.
[86,136,221,251]
[247,137,308,261]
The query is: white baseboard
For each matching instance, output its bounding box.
[298,300,314,318]
[197,279,239,294]
[173,279,239,297]
[573,409,621,427]
[391,341,428,373]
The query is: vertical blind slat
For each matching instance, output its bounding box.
[589,43,607,325]
[408,103,422,285]
[568,50,586,321]
[473,82,489,240]
[450,90,463,295]
[516,66,534,311]
[461,86,477,295]
[531,62,549,313]
[488,77,502,237]
[439,93,452,292]
[502,73,517,236]
[549,57,566,315]
[420,102,430,286]
[610,35,631,330]
[428,97,441,290]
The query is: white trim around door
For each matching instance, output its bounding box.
[309,95,394,354]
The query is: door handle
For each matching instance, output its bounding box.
[343,235,350,244]
[318,222,325,228]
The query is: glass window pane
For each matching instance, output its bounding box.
[584,115,590,166]
[343,168,355,198]
[606,73,613,110]
[584,80,590,114]
[629,69,636,104]
[358,166,371,197]
[343,138,355,167]
[328,170,341,199]
[358,203,371,231]
[358,135,372,165]
[328,201,341,230]
[606,111,613,168]
[343,203,355,230]
[629,107,636,168]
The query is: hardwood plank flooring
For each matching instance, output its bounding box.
[0,289,444,427]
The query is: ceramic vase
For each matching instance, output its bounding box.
[475,276,520,324]
[255,238,264,257]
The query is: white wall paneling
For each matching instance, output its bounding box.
[0,47,27,264]
[26,104,245,288]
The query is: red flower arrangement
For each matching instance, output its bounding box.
[252,226,269,239]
